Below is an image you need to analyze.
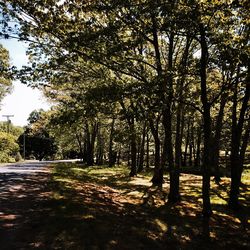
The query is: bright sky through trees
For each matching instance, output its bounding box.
[0,38,50,126]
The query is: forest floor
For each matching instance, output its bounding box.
[0,162,249,249]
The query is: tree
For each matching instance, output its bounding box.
[18,110,57,160]
[0,131,19,162]
[0,44,12,103]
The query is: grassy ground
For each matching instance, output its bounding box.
[43,163,249,249]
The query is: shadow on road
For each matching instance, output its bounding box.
[0,168,52,250]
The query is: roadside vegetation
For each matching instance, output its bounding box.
[46,162,249,249]
[0,122,23,162]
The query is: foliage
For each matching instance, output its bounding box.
[0,121,23,137]
[18,109,57,160]
[0,131,19,162]
[0,44,12,103]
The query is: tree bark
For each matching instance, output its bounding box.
[212,93,227,183]
[129,118,137,177]
[229,70,250,209]
[199,24,212,217]
[108,117,116,167]
[96,125,104,165]
[119,100,137,176]
[146,131,150,169]
[165,30,180,202]
[183,119,190,167]
[164,107,180,202]
[138,121,147,172]
[194,127,201,168]
[149,118,163,185]
[86,121,98,166]
[75,132,84,161]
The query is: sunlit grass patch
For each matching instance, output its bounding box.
[52,162,250,211]
[210,195,227,205]
[46,162,250,249]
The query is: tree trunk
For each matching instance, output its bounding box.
[146,132,150,169]
[127,145,131,167]
[86,121,98,166]
[96,126,104,165]
[117,145,121,165]
[194,127,201,168]
[163,107,180,202]
[85,122,92,166]
[75,132,84,161]
[108,117,115,167]
[189,142,193,167]
[149,118,163,186]
[175,37,191,172]
[212,93,227,183]
[200,24,212,217]
[119,100,137,176]
[239,121,250,175]
[174,103,183,201]
[129,118,137,177]
[138,121,147,173]
[229,71,250,209]
[183,120,190,167]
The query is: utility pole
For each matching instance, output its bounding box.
[23,132,26,160]
[2,115,14,133]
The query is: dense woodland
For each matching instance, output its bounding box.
[0,0,249,219]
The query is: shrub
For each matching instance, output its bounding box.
[0,132,19,163]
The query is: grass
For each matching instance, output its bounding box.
[41,163,250,249]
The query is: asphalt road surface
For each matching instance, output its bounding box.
[0,160,77,250]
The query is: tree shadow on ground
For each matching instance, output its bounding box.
[48,163,249,249]
[0,163,249,249]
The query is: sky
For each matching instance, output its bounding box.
[0,38,50,127]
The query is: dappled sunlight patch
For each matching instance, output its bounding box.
[80,214,95,220]
[29,242,43,248]
[68,164,130,177]
[38,191,53,198]
[109,240,118,246]
[17,194,27,198]
[48,163,250,249]
[0,213,20,228]
[210,195,227,205]
[128,175,152,187]
[53,192,64,200]
[178,234,192,245]
[125,190,143,198]
[210,231,217,239]
[0,213,20,220]
[54,177,75,184]
[154,218,168,232]
[2,223,15,228]
[9,184,23,192]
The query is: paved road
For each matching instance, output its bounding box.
[0,160,79,249]
[0,159,79,174]
[0,161,50,174]
[0,161,52,249]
